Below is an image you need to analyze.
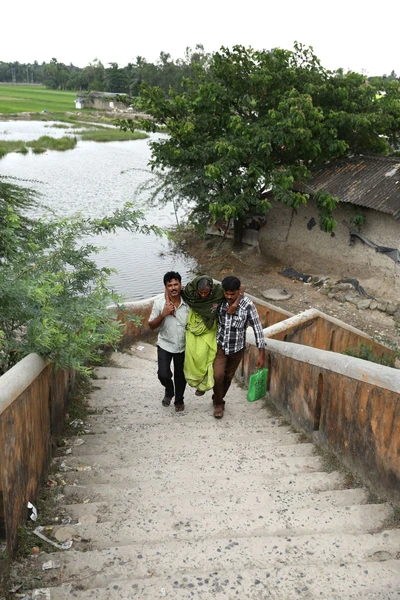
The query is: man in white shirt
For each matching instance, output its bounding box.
[149,271,189,412]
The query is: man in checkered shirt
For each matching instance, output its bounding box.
[213,276,265,419]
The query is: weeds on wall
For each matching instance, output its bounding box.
[342,343,397,368]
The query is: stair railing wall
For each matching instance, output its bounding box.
[243,334,400,503]
[0,355,73,555]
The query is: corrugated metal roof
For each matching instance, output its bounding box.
[75,92,128,99]
[294,155,400,220]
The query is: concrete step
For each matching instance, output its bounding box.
[82,415,299,437]
[60,440,318,465]
[64,424,304,446]
[86,412,293,436]
[67,439,315,461]
[86,391,264,415]
[61,455,326,486]
[88,380,259,403]
[60,488,369,524]
[84,408,279,428]
[37,529,400,590]
[48,503,392,548]
[61,471,349,505]
[95,345,157,372]
[36,559,400,599]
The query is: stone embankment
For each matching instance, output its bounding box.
[20,343,400,599]
[317,279,400,325]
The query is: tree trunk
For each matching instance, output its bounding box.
[233,218,244,250]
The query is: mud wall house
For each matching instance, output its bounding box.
[75,92,128,111]
[259,155,400,300]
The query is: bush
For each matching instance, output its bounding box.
[0,177,162,375]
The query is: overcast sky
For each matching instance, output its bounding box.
[2,0,399,77]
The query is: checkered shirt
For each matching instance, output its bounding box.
[216,296,266,355]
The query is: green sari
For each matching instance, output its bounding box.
[184,309,217,391]
[182,276,224,391]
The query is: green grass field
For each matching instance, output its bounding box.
[0,84,78,114]
[0,85,149,158]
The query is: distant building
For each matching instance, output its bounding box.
[75,92,128,111]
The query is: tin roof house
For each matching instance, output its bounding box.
[259,155,400,299]
[75,92,128,111]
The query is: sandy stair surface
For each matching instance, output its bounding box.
[28,342,400,599]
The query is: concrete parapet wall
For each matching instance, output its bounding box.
[263,308,395,360]
[110,295,163,346]
[0,355,73,555]
[243,335,400,501]
[244,292,293,327]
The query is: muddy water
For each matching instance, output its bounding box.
[0,122,197,300]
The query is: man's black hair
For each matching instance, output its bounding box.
[222,276,241,291]
[163,271,182,285]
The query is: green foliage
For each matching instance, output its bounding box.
[105,62,129,93]
[118,43,400,244]
[79,128,148,142]
[0,136,77,159]
[0,140,30,159]
[349,211,367,231]
[0,47,211,98]
[342,343,396,368]
[27,135,77,152]
[0,178,163,375]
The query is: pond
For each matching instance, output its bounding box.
[0,121,198,300]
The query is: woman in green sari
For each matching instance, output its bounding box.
[181,276,242,396]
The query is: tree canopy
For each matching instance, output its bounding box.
[119,44,400,245]
[0,45,211,94]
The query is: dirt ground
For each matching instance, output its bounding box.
[178,232,400,350]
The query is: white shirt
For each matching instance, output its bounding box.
[149,294,189,353]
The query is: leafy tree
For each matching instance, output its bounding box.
[177,44,211,82]
[0,47,211,92]
[80,58,106,91]
[42,58,71,90]
[0,178,162,375]
[120,44,400,246]
[106,62,129,93]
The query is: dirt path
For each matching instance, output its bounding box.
[178,232,400,350]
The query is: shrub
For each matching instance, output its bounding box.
[0,177,162,375]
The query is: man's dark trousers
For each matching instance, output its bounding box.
[212,346,245,406]
[157,346,186,406]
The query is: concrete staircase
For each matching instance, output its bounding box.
[32,342,400,599]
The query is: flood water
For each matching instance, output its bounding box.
[0,121,198,300]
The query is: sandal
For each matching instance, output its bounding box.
[195,390,205,396]
[162,395,172,407]
[213,404,224,419]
